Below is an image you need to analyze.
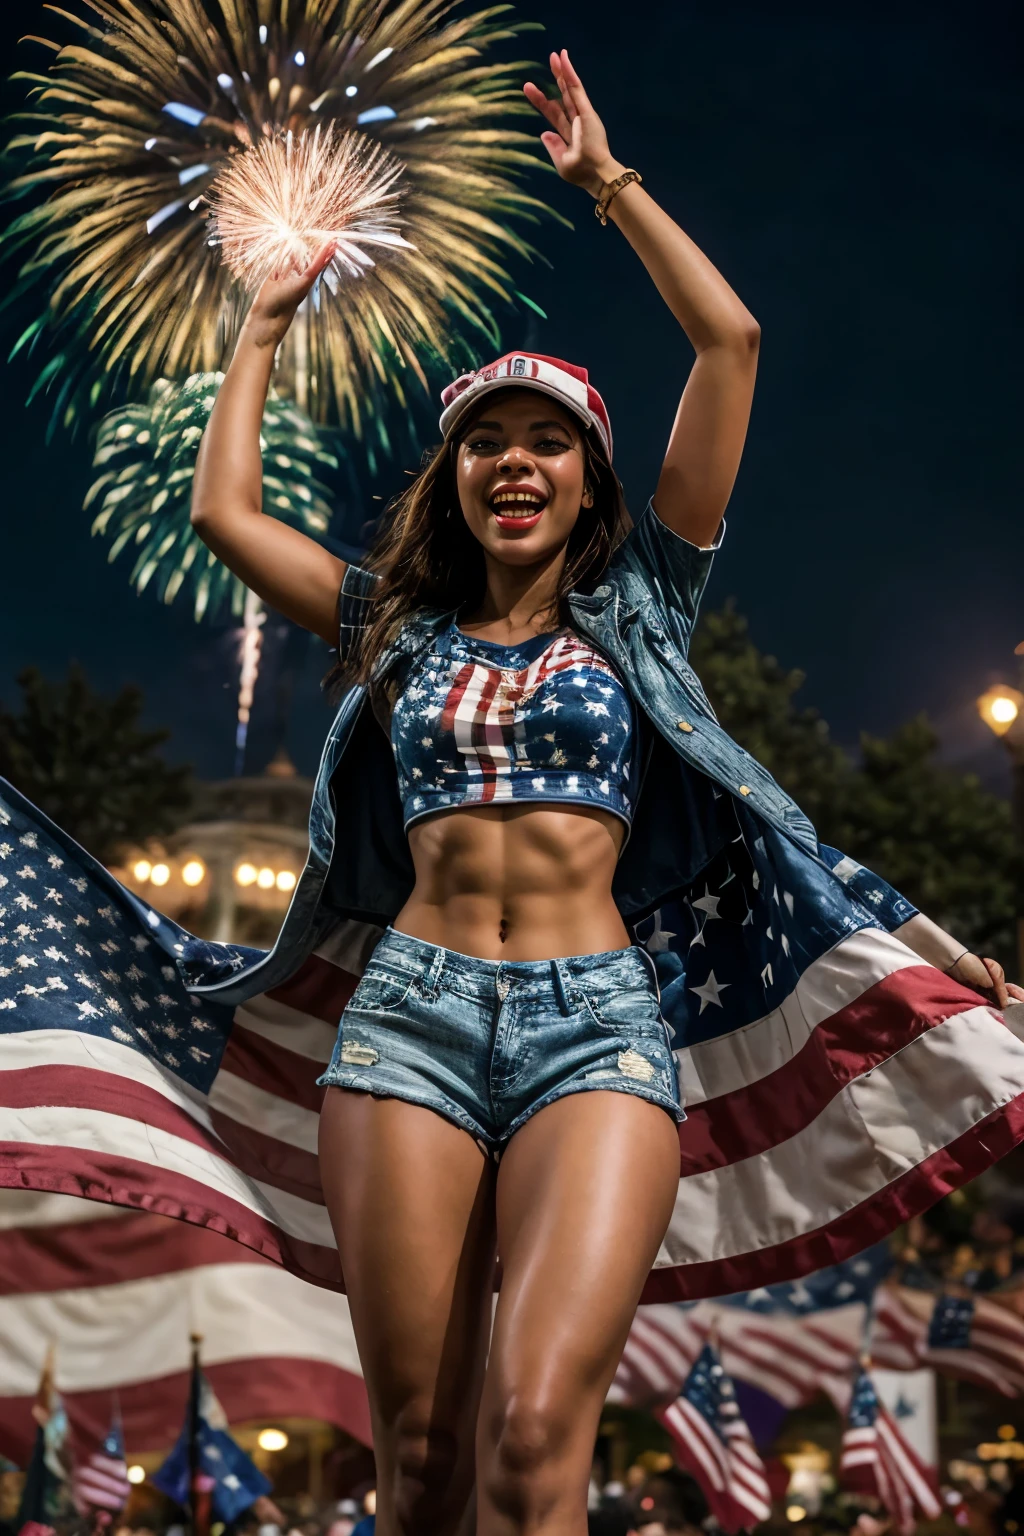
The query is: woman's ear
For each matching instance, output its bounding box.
[582,482,595,509]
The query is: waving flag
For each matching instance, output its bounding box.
[152,1356,270,1522]
[657,1343,771,1533]
[3,753,1024,1306]
[0,1193,371,1465]
[73,1418,131,1518]
[839,1368,941,1534]
[872,1285,1024,1397]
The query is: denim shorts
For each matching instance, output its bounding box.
[317,927,685,1156]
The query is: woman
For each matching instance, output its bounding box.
[1,47,1022,1536]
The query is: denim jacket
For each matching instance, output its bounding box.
[189,500,902,1008]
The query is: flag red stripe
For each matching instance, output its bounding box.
[0,1141,343,1290]
[0,1209,265,1296]
[679,970,995,1173]
[220,1029,327,1114]
[208,1109,323,1206]
[640,1092,1024,1302]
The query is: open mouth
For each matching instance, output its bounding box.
[488,488,548,529]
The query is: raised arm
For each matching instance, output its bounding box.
[525,50,759,549]
[190,244,346,646]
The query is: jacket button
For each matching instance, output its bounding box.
[739,785,752,795]
[676,720,694,733]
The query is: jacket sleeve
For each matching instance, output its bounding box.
[337,561,380,667]
[819,845,920,931]
[609,497,725,657]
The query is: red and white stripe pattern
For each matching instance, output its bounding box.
[4,915,1024,1310]
[872,1285,1024,1397]
[657,1343,771,1533]
[839,1368,941,1535]
[0,1191,370,1464]
[72,1421,131,1515]
[439,634,620,803]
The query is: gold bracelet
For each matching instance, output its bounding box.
[595,168,642,225]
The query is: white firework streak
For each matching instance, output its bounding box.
[208,124,415,292]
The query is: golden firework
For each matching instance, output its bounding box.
[208,124,414,291]
[3,0,556,436]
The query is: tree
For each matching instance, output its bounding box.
[0,665,194,864]
[692,607,1020,969]
[689,602,846,829]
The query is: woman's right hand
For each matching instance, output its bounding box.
[241,240,337,350]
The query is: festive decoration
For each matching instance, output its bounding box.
[208,122,413,291]
[85,373,337,621]
[2,0,553,436]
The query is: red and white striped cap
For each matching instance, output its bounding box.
[439,351,613,461]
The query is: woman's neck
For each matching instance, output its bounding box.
[462,550,566,640]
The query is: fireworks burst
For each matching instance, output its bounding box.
[208,123,414,291]
[86,373,338,621]
[3,0,553,437]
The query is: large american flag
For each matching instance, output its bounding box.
[3,752,1024,1317]
[657,1342,771,1533]
[839,1367,941,1534]
[0,1193,370,1462]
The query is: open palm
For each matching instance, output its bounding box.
[524,49,616,196]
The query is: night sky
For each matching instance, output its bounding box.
[0,0,1020,790]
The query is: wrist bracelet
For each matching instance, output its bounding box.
[943,948,972,975]
[595,169,642,225]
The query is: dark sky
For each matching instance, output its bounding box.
[0,0,1020,789]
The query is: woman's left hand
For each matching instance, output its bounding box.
[948,952,1024,1010]
[524,49,622,198]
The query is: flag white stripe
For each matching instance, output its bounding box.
[0,1260,360,1395]
[231,1001,337,1065]
[0,1104,335,1247]
[656,1003,1024,1269]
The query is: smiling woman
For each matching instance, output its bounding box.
[5,42,1024,1536]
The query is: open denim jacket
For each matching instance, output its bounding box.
[188,500,914,1010]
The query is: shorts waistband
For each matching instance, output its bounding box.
[370,926,658,1006]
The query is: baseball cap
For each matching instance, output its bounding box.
[439,351,613,461]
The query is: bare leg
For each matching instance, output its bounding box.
[319,1090,497,1536]
[476,1091,681,1534]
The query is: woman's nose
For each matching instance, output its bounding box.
[497,449,534,471]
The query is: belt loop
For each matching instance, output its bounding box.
[423,946,446,999]
[551,958,573,1017]
[636,943,662,1002]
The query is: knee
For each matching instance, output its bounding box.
[390,1403,463,1534]
[485,1393,573,1515]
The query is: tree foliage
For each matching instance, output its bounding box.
[692,605,1019,967]
[0,666,194,865]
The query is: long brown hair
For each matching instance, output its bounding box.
[342,392,629,691]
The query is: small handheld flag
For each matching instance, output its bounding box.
[839,1366,941,1535]
[656,1342,772,1533]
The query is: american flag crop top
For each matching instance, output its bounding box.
[390,620,638,831]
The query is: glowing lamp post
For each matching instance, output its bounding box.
[978,665,1024,981]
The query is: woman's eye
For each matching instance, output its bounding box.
[467,437,500,452]
[537,437,570,451]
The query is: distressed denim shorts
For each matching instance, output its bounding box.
[317,927,685,1156]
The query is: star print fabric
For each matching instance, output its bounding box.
[390,621,637,829]
[0,787,232,1093]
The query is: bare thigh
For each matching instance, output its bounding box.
[477,1091,681,1535]
[319,1089,498,1536]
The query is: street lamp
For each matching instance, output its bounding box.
[978,665,1024,982]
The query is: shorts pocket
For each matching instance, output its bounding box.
[346,963,417,1014]
[583,985,668,1042]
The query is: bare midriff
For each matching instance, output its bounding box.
[394,802,631,961]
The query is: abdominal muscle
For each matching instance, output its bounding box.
[394,803,631,961]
